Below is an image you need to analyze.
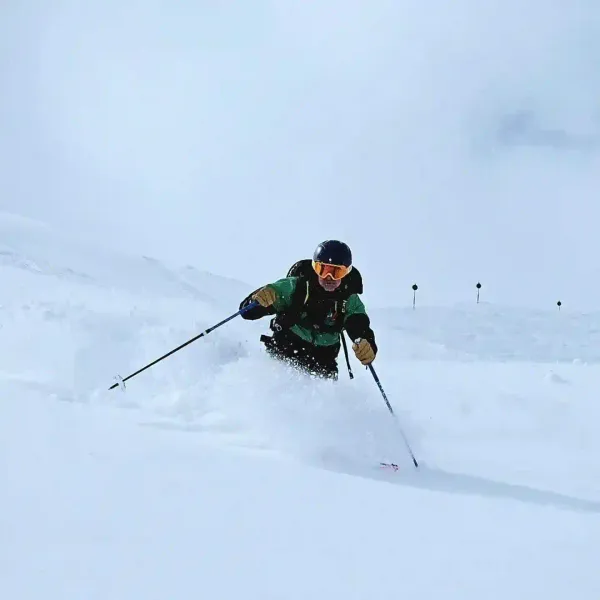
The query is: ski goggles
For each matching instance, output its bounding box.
[312,260,352,280]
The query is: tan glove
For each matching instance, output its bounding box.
[252,286,278,308]
[353,338,375,365]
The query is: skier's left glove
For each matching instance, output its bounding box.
[353,339,375,365]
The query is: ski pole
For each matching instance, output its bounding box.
[367,363,419,468]
[109,301,258,391]
[340,333,354,379]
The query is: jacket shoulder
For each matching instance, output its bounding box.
[287,259,312,277]
[345,267,363,295]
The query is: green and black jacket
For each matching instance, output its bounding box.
[240,259,377,352]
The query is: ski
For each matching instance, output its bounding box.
[379,462,400,472]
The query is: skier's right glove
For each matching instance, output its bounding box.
[252,286,278,308]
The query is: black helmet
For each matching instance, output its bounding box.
[313,240,352,267]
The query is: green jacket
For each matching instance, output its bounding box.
[241,274,376,351]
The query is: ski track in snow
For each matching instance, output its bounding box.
[2,213,600,599]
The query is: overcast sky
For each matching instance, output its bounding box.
[2,1,600,309]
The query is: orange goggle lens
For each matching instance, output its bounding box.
[312,260,352,280]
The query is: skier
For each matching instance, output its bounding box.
[239,240,377,379]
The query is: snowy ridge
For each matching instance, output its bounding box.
[0,211,250,304]
[2,213,600,599]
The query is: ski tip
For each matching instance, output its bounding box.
[380,461,421,471]
[379,462,400,472]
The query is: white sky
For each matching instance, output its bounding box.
[1,1,600,308]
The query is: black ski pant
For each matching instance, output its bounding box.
[260,329,340,380]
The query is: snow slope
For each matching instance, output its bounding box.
[2,213,600,599]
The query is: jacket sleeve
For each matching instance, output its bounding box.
[343,294,377,354]
[239,277,298,320]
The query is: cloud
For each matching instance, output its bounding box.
[1,0,600,308]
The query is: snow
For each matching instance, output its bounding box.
[3,3,600,595]
[1,213,600,599]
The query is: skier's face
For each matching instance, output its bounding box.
[318,276,342,292]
